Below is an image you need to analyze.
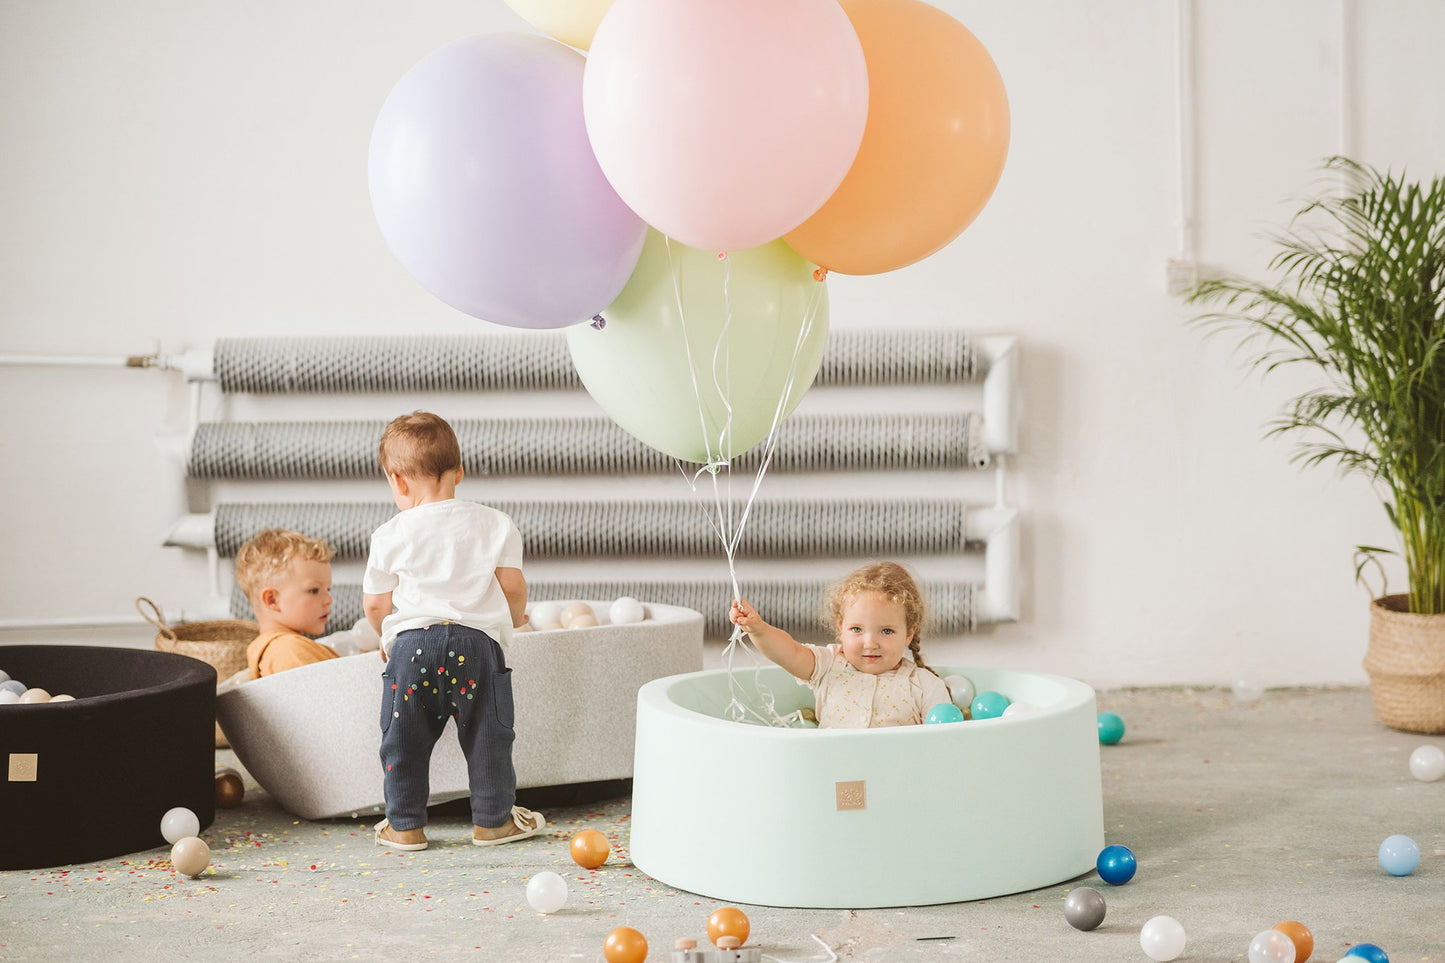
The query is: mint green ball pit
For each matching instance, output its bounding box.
[629,666,1105,908]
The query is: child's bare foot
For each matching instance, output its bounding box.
[472,806,546,847]
[374,818,427,851]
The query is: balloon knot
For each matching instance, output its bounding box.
[716,251,727,261]
[590,315,606,330]
[812,267,829,283]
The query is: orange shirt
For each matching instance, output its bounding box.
[246,630,340,679]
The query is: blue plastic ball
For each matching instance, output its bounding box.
[1378,834,1420,876]
[1096,844,1137,885]
[970,690,1011,720]
[1097,711,1126,745]
[1344,943,1389,963]
[925,702,965,724]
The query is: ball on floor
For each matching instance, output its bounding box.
[1139,915,1186,961]
[570,829,610,869]
[1063,887,1106,931]
[1097,711,1126,744]
[1343,944,1389,963]
[1248,928,1297,963]
[1096,844,1137,885]
[1377,835,1419,876]
[215,770,245,809]
[170,836,210,877]
[603,926,648,963]
[1273,920,1313,963]
[525,870,568,914]
[1408,744,1445,782]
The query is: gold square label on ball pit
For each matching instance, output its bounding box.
[835,780,866,811]
[8,753,38,782]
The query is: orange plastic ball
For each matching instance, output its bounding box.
[1274,920,1314,963]
[603,926,648,963]
[570,829,611,869]
[707,906,751,947]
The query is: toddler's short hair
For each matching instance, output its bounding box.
[234,528,334,603]
[379,411,462,479]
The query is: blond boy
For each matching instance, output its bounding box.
[362,411,542,852]
[234,529,340,679]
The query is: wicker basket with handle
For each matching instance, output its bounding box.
[136,597,257,747]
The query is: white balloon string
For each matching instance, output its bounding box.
[665,235,727,475]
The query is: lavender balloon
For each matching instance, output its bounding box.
[369,34,647,329]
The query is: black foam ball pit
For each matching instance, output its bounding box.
[0,645,216,870]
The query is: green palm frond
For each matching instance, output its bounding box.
[1188,157,1445,614]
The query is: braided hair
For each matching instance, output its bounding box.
[824,561,938,677]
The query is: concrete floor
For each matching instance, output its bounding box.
[1,687,1441,962]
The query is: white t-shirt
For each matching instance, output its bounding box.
[362,499,523,656]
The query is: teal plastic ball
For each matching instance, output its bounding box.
[925,703,965,724]
[1097,711,1126,745]
[970,691,1011,720]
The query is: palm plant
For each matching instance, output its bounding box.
[1188,157,1445,614]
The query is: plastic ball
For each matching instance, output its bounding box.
[924,702,964,724]
[161,807,201,844]
[707,906,750,946]
[1063,887,1106,931]
[0,668,9,683]
[0,679,25,696]
[1378,834,1419,876]
[560,602,595,627]
[1249,928,1297,963]
[170,836,210,877]
[0,689,19,705]
[1096,844,1137,885]
[1343,944,1389,963]
[570,829,610,869]
[943,674,975,710]
[215,770,245,809]
[1408,744,1445,782]
[529,601,564,631]
[970,690,1010,720]
[1139,915,1186,961]
[19,687,51,704]
[1274,921,1313,963]
[609,596,646,624]
[1232,679,1264,703]
[603,926,648,963]
[48,694,75,703]
[568,613,600,629]
[525,870,568,914]
[1097,711,1126,745]
[1002,702,1037,717]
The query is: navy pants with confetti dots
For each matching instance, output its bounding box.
[379,623,516,831]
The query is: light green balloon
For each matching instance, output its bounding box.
[566,230,829,464]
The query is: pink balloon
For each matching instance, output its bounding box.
[369,34,647,329]
[583,0,868,252]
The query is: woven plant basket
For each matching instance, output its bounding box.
[136,598,257,748]
[1362,593,1445,734]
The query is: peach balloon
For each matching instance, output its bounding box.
[603,927,648,963]
[707,906,751,946]
[785,0,1010,275]
[570,829,611,869]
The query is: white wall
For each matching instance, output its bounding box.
[2,1,1442,687]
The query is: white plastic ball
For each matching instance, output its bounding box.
[1140,915,1187,962]
[0,668,10,683]
[529,601,564,631]
[560,601,594,628]
[48,694,75,703]
[525,870,569,914]
[0,690,19,705]
[19,688,51,704]
[943,674,975,710]
[609,596,646,624]
[1232,679,1264,703]
[1248,928,1297,963]
[161,806,201,844]
[1001,702,1036,717]
[1408,744,1445,782]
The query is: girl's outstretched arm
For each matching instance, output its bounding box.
[730,598,816,682]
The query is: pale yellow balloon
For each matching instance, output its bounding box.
[502,0,613,50]
[170,836,210,877]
